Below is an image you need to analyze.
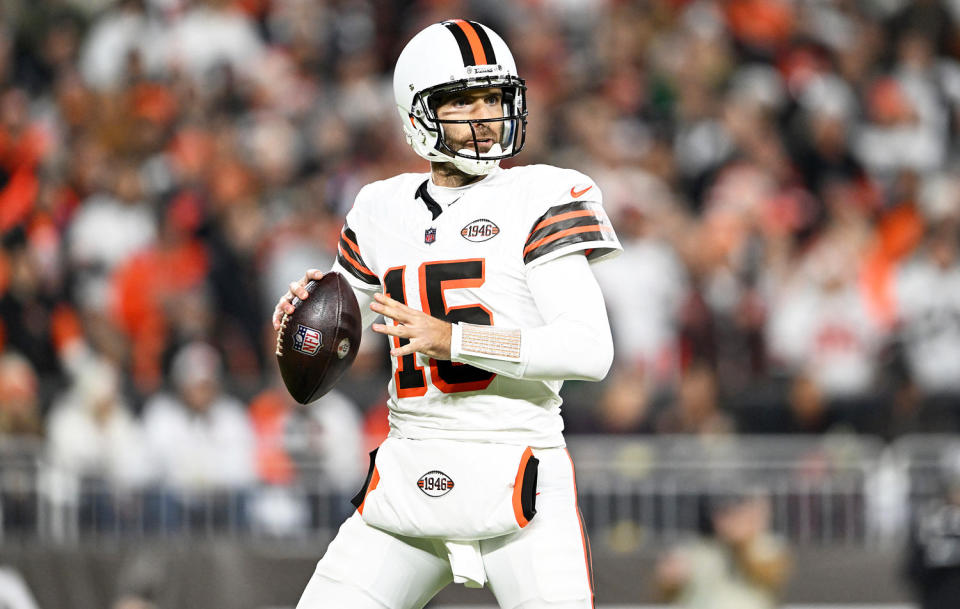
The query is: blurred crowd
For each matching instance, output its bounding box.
[2,0,960,511]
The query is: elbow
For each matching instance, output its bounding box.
[593,331,615,381]
[577,325,614,382]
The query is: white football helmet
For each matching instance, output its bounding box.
[393,20,527,176]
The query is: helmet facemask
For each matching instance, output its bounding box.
[409,76,527,175]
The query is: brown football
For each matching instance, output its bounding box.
[275,272,362,404]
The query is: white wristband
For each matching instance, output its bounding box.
[451,322,464,359]
[452,323,522,362]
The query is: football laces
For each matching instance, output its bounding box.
[275,313,289,356]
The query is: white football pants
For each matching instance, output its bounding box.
[295,447,594,609]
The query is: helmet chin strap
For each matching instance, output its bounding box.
[450,143,504,175]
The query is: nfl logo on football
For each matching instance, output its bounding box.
[293,324,322,356]
[424,227,436,244]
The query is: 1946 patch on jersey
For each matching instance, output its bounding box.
[417,471,454,496]
[461,219,500,242]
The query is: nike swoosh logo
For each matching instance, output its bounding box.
[570,185,593,198]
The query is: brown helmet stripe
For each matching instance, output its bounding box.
[467,20,497,65]
[444,19,493,66]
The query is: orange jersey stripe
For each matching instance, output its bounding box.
[528,209,597,238]
[451,19,488,65]
[357,466,380,515]
[338,243,375,276]
[341,230,362,256]
[523,224,613,257]
[512,447,535,528]
[565,449,595,605]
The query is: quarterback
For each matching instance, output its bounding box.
[273,19,621,609]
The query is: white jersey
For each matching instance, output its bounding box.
[332,164,621,447]
[895,258,960,393]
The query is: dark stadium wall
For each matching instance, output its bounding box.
[0,541,912,608]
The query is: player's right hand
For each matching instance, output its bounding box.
[272,269,324,331]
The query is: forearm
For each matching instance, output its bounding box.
[355,287,379,329]
[450,253,614,381]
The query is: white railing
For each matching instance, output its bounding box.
[0,434,951,548]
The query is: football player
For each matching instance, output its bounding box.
[273,19,621,609]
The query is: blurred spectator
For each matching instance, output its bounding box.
[656,363,734,435]
[141,341,255,529]
[767,229,889,434]
[655,488,791,609]
[0,229,65,380]
[790,73,863,204]
[0,352,42,438]
[905,443,960,609]
[853,75,945,181]
[109,193,209,392]
[163,0,266,85]
[0,351,42,534]
[78,0,154,91]
[67,159,157,311]
[46,356,152,488]
[45,355,151,531]
[893,223,960,431]
[592,171,688,386]
[248,378,365,534]
[205,196,269,392]
[591,370,655,434]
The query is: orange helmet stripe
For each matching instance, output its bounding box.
[450,19,488,65]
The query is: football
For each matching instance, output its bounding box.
[275,272,362,404]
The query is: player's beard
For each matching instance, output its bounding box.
[444,121,503,157]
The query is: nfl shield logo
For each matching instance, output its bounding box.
[293,324,322,356]
[424,227,436,244]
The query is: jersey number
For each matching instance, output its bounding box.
[383,260,494,396]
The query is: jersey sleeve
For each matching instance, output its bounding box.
[333,199,381,290]
[522,171,622,269]
[450,252,614,382]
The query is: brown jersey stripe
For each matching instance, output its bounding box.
[527,212,601,247]
[529,209,597,235]
[523,227,616,264]
[337,247,379,285]
[526,201,594,240]
[339,225,377,284]
[342,226,361,247]
[338,234,361,259]
[337,241,374,276]
[526,215,605,252]
[524,224,614,257]
[338,234,374,271]
[340,229,363,257]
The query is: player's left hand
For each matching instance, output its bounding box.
[370,292,452,360]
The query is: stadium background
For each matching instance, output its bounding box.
[2,0,960,607]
